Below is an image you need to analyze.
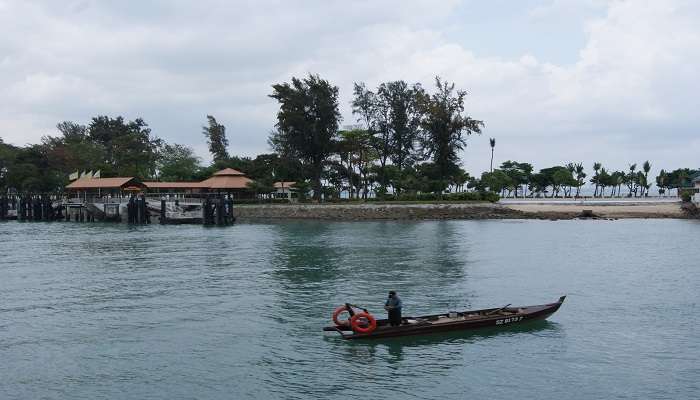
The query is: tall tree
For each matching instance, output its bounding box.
[157,143,201,181]
[625,163,638,197]
[641,160,651,197]
[269,74,341,201]
[87,116,161,178]
[380,81,424,174]
[351,82,389,194]
[338,129,375,199]
[656,169,668,195]
[591,162,602,197]
[489,138,496,172]
[202,115,229,162]
[419,77,483,190]
[574,163,586,198]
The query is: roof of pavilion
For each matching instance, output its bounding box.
[197,168,253,189]
[65,177,143,190]
[273,181,296,189]
[142,181,209,189]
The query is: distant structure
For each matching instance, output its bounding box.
[66,177,145,200]
[65,168,255,198]
[273,181,297,201]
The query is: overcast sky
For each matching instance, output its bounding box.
[1,0,698,177]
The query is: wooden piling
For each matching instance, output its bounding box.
[0,195,6,220]
[226,196,235,224]
[127,196,135,223]
[215,197,223,226]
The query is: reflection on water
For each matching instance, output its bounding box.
[1,219,699,400]
[330,320,562,365]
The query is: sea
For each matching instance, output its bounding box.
[1,219,699,399]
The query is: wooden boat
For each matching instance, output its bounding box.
[323,296,566,340]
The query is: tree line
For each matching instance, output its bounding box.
[478,160,697,198]
[0,73,697,200]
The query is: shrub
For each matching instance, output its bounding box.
[680,190,692,203]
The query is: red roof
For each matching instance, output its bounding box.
[143,181,209,189]
[200,175,253,189]
[213,168,245,176]
[274,181,296,188]
[66,177,142,189]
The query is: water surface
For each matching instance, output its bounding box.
[1,219,699,399]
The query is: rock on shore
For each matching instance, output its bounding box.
[233,201,687,221]
[234,203,526,220]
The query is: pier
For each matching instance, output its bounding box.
[1,167,255,226]
[0,192,236,226]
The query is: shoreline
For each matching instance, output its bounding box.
[233,201,690,221]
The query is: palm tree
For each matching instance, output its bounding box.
[642,160,651,197]
[574,163,586,198]
[598,167,610,197]
[592,162,602,197]
[656,169,667,196]
[565,163,576,197]
[489,138,496,172]
[626,163,637,197]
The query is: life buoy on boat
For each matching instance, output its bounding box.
[350,312,377,334]
[332,305,352,326]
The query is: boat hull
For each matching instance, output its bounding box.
[324,296,565,340]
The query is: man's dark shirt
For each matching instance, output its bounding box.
[385,295,402,310]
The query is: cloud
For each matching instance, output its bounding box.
[0,0,697,178]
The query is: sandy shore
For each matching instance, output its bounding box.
[503,202,684,219]
[234,200,689,221]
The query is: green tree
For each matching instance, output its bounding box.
[625,163,638,197]
[656,169,668,195]
[480,169,511,196]
[157,144,201,181]
[202,115,229,162]
[290,180,311,202]
[43,121,104,175]
[338,129,375,199]
[591,162,602,197]
[500,161,532,197]
[641,160,651,197]
[87,116,161,178]
[574,163,586,198]
[489,138,496,172]
[269,74,341,201]
[380,81,424,174]
[419,77,483,184]
[597,167,611,197]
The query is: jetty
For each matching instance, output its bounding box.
[0,168,252,226]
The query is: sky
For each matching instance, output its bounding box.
[1,0,698,178]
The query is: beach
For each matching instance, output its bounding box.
[501,199,685,219]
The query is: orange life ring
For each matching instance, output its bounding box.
[350,312,377,334]
[332,305,352,326]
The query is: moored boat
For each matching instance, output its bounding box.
[323,296,566,340]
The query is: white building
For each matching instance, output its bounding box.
[273,181,297,201]
[693,176,700,204]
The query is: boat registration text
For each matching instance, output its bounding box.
[495,316,524,325]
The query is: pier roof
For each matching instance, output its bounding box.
[195,167,254,190]
[213,168,245,176]
[143,181,209,189]
[200,175,253,189]
[66,177,142,189]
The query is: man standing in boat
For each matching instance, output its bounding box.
[384,290,402,326]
